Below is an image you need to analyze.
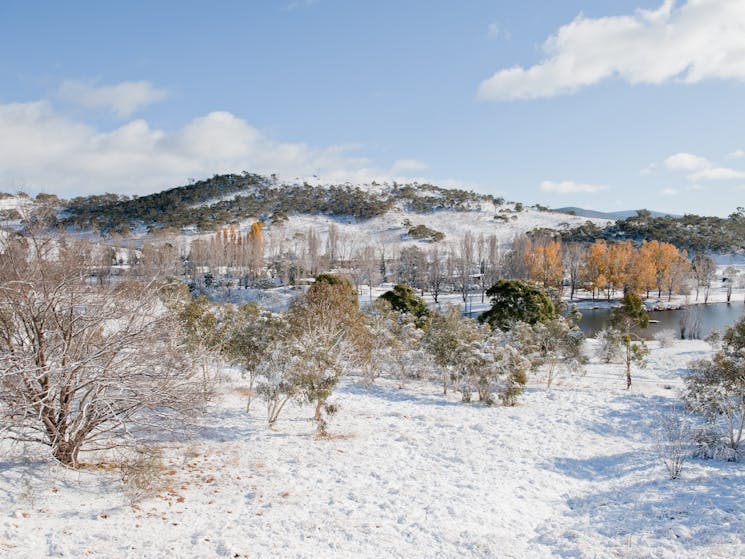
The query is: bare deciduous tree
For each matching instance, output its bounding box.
[0,232,201,468]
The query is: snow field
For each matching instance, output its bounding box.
[2,340,745,558]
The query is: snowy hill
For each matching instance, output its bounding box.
[256,201,611,257]
[50,173,612,252]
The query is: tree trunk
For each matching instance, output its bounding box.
[245,370,256,413]
[625,344,632,389]
[52,440,79,468]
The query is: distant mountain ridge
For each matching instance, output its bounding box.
[554,207,680,220]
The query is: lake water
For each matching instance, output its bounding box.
[577,302,745,339]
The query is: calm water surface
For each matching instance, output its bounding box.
[578,302,745,339]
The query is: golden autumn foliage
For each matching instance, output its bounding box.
[577,239,689,300]
[527,238,563,290]
[582,240,608,298]
[632,241,661,296]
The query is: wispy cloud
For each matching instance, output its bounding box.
[486,22,510,40]
[286,0,318,11]
[690,166,745,181]
[58,80,168,118]
[663,151,745,182]
[540,180,608,194]
[478,0,745,101]
[664,152,710,171]
[390,159,428,174]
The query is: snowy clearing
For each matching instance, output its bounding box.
[2,339,744,558]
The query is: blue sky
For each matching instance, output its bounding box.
[1,0,744,216]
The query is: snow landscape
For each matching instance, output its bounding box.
[2,338,744,558]
[5,1,745,557]
[1,185,745,559]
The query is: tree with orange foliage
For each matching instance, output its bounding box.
[527,237,563,292]
[582,240,608,300]
[648,241,690,300]
[579,239,690,302]
[605,241,633,299]
[248,221,264,278]
[629,241,658,297]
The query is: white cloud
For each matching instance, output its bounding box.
[478,0,745,101]
[539,180,608,194]
[727,148,745,159]
[690,166,745,180]
[661,151,745,181]
[0,101,423,197]
[59,80,168,118]
[390,159,428,174]
[661,187,679,195]
[664,152,710,171]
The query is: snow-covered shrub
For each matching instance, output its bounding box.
[685,355,745,460]
[364,300,428,388]
[388,323,432,387]
[684,316,745,459]
[256,275,365,433]
[496,346,530,406]
[653,404,691,479]
[463,333,530,405]
[691,427,740,461]
[654,329,677,348]
[705,329,722,349]
[433,320,530,406]
[455,336,501,404]
[225,302,285,413]
[594,327,624,363]
[256,344,299,426]
[515,318,585,388]
[424,305,481,395]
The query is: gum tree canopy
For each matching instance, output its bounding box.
[478,279,556,331]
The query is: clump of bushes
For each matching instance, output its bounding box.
[407,223,445,242]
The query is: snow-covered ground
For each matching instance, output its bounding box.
[2,339,744,558]
[0,196,32,212]
[257,202,609,256]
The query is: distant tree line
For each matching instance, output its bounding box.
[560,208,745,254]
